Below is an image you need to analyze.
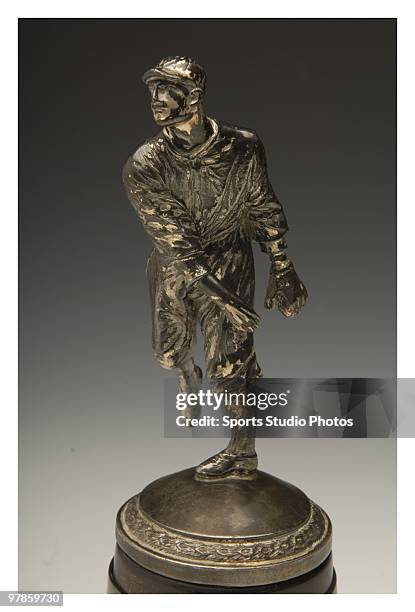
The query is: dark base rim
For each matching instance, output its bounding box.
[107,556,337,594]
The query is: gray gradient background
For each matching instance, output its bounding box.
[19,19,396,592]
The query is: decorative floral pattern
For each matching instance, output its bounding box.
[120,497,329,564]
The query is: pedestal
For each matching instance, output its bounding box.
[109,467,336,594]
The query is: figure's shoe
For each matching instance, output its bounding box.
[178,365,203,421]
[195,450,258,480]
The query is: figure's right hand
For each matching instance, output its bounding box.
[221,300,260,333]
[198,273,260,333]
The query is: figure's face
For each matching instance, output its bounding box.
[148,80,198,126]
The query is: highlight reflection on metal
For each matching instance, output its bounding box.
[123,56,307,480]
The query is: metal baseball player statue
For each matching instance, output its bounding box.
[109,56,335,594]
[123,56,307,479]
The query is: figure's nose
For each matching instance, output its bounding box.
[151,85,159,101]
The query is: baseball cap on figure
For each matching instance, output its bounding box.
[142,56,207,92]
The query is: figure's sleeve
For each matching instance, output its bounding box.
[123,155,209,287]
[246,138,289,257]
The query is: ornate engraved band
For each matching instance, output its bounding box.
[115,495,332,586]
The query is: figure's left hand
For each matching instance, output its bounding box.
[264,265,308,317]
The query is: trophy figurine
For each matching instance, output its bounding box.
[108,56,336,593]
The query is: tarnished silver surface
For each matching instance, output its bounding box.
[123,56,308,475]
[113,56,333,590]
[115,468,332,587]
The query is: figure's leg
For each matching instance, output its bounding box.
[193,295,261,479]
[178,355,202,395]
[195,402,258,479]
[146,251,202,403]
[195,374,259,479]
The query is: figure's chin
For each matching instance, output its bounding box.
[152,114,169,125]
[152,113,192,127]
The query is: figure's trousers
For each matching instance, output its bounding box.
[146,248,261,455]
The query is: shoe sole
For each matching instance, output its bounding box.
[194,468,258,482]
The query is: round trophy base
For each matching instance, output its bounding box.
[110,467,335,593]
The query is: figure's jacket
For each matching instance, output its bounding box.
[123,118,288,302]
